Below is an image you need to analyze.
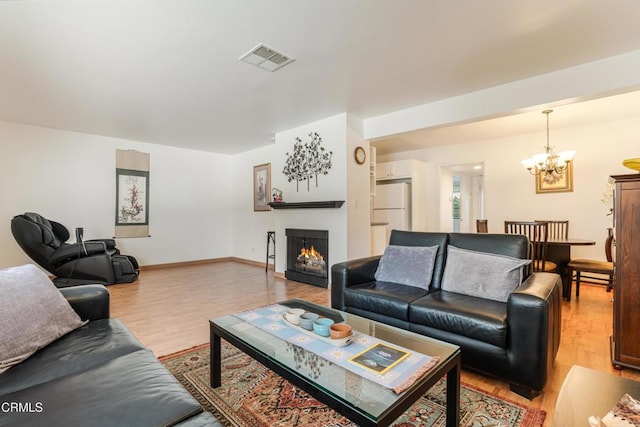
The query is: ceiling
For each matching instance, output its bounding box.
[372,89,640,157]
[2,1,640,155]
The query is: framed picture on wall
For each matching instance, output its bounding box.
[116,168,150,225]
[253,163,271,211]
[536,161,574,193]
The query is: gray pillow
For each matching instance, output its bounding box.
[375,244,439,289]
[441,245,531,302]
[0,264,87,373]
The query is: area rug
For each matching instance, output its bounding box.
[160,342,545,427]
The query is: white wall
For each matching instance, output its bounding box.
[459,174,472,233]
[0,121,232,268]
[229,112,371,276]
[378,115,640,260]
[438,168,454,231]
[272,114,349,275]
[346,114,371,260]
[229,145,276,265]
[2,112,366,275]
[472,175,484,221]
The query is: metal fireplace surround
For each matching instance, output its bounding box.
[285,228,329,288]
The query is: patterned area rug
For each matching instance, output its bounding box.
[160,342,545,427]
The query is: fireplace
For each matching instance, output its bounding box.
[285,229,329,288]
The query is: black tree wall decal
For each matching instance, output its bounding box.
[283,132,333,191]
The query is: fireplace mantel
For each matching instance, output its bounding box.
[268,201,344,209]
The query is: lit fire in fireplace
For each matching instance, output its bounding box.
[299,245,323,262]
[296,245,326,275]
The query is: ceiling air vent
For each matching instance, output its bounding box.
[239,43,295,72]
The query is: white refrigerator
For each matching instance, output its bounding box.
[372,182,411,232]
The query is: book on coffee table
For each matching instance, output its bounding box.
[349,343,410,375]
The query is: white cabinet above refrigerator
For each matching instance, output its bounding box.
[375,160,414,181]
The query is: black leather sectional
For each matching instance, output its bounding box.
[331,231,562,399]
[0,285,220,427]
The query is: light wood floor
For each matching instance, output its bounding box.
[108,261,640,427]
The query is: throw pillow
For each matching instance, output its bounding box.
[441,245,531,302]
[375,244,439,289]
[0,264,87,374]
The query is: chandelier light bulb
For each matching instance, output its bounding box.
[532,152,548,165]
[521,158,536,170]
[558,150,576,162]
[521,110,574,177]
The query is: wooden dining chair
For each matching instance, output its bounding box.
[535,220,569,239]
[566,228,614,299]
[504,221,558,274]
[476,219,488,233]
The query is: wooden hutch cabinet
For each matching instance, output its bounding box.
[611,173,640,370]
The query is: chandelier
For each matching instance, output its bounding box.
[521,110,575,183]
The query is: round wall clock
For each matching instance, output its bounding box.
[354,146,366,165]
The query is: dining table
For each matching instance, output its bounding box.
[545,237,596,300]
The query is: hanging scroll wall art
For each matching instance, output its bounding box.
[115,149,150,238]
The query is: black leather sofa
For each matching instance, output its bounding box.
[0,285,220,427]
[331,231,562,399]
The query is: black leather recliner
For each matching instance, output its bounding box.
[11,212,139,287]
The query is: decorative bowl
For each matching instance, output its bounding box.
[312,317,334,337]
[329,323,352,339]
[623,158,640,172]
[299,312,319,330]
[284,308,305,325]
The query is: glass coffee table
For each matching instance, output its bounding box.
[209,299,461,427]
